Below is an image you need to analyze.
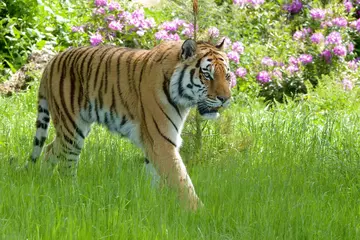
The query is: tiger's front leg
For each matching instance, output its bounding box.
[145,142,202,210]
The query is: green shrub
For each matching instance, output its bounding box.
[0,0,87,83]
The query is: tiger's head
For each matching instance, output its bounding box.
[170,39,232,120]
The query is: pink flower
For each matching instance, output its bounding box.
[310,33,324,44]
[160,21,178,32]
[283,0,303,14]
[256,71,271,83]
[325,31,342,45]
[90,33,103,46]
[144,18,156,29]
[298,54,313,65]
[261,57,275,67]
[94,7,106,15]
[108,1,121,11]
[155,30,169,40]
[248,0,265,7]
[347,43,354,53]
[321,21,333,29]
[321,49,332,63]
[310,8,326,20]
[272,69,283,79]
[342,78,353,90]
[293,30,305,40]
[332,17,347,28]
[235,67,247,78]
[302,27,312,35]
[232,41,244,54]
[333,45,347,57]
[71,26,84,33]
[172,19,186,28]
[229,72,237,88]
[208,27,220,38]
[94,0,107,7]
[118,11,131,21]
[131,9,145,20]
[181,23,195,38]
[286,65,299,75]
[350,19,360,31]
[344,0,353,13]
[105,15,116,21]
[289,56,299,66]
[348,60,358,70]
[234,0,264,7]
[233,0,247,7]
[220,37,232,50]
[108,21,123,31]
[167,33,180,41]
[227,51,240,64]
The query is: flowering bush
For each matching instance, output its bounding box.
[69,0,249,89]
[155,19,195,40]
[71,0,156,48]
[210,0,360,102]
[287,1,360,90]
[5,0,358,103]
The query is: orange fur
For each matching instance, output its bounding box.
[29,40,232,210]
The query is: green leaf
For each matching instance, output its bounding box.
[44,6,54,15]
[3,59,17,73]
[5,36,17,42]
[45,27,55,32]
[36,40,47,49]
[10,26,21,39]
[0,1,6,10]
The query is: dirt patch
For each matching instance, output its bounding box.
[0,46,56,97]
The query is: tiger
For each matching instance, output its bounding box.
[27,39,232,210]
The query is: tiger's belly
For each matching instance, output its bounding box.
[80,104,142,148]
[105,114,142,148]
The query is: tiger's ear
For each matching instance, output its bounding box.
[181,39,197,62]
[215,38,226,51]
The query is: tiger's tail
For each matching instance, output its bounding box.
[30,76,50,163]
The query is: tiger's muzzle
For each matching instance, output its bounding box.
[197,96,231,120]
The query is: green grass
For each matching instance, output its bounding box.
[1,84,360,239]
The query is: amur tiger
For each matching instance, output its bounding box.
[28,39,232,210]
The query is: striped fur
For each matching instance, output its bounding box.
[29,40,231,210]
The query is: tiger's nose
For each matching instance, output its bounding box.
[217,96,230,103]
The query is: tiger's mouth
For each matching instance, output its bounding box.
[197,102,221,120]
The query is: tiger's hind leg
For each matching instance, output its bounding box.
[42,119,92,176]
[25,98,51,171]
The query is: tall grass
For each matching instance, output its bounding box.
[0,84,359,239]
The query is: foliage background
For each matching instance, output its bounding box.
[2,0,360,102]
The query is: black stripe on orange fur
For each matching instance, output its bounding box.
[152,117,176,148]
[162,76,182,120]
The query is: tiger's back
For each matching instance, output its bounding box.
[39,43,182,147]
[29,40,232,210]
